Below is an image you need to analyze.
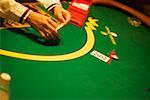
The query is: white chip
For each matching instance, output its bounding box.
[90,50,110,62]
[111,55,119,60]
[110,32,117,37]
[72,2,89,11]
[0,73,11,81]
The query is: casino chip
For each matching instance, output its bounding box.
[0,73,11,81]
[127,17,141,27]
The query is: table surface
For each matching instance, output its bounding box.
[0,3,150,100]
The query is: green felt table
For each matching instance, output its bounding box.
[0,3,150,100]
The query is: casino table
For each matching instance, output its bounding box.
[0,2,150,100]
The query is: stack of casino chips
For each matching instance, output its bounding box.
[127,17,141,27]
[0,73,11,100]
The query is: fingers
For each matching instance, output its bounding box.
[43,27,59,39]
[54,7,66,23]
[26,11,60,41]
[38,28,58,40]
[36,18,59,40]
[45,20,57,32]
[62,9,71,24]
[59,9,71,25]
[45,21,59,38]
[41,23,59,39]
[58,14,66,23]
[47,18,58,29]
[54,6,71,25]
[38,29,47,39]
[36,19,59,40]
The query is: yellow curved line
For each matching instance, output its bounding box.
[0,26,95,61]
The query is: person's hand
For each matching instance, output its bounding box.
[26,11,59,40]
[54,6,71,25]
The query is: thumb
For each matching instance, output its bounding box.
[54,6,65,23]
[57,14,65,23]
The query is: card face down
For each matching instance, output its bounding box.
[68,0,93,27]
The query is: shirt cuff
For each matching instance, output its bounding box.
[47,3,62,12]
[9,2,30,22]
[0,0,30,22]
[19,9,33,23]
[37,0,61,9]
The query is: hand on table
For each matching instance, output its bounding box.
[26,11,59,40]
[26,6,71,41]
